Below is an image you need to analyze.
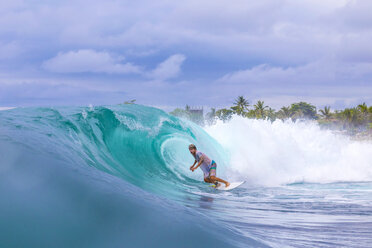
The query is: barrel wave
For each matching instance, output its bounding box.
[0,105,265,248]
[1,105,371,248]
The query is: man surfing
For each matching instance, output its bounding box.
[189,144,230,187]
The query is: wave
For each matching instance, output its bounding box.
[0,105,266,248]
[205,116,372,186]
[2,105,371,247]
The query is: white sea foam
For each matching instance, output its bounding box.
[0,107,15,111]
[205,116,372,186]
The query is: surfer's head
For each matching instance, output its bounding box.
[188,144,197,155]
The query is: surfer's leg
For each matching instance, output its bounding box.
[209,176,230,187]
[204,177,212,183]
[208,167,230,187]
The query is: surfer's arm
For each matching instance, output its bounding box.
[190,160,197,170]
[192,157,204,171]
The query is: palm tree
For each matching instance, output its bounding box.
[246,109,256,118]
[291,109,304,120]
[254,100,268,119]
[231,96,249,116]
[277,106,292,120]
[358,103,368,114]
[319,106,332,120]
[340,108,363,128]
[266,107,276,121]
[357,103,369,123]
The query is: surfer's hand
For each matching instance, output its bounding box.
[190,165,194,171]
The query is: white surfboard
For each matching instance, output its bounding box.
[213,181,245,191]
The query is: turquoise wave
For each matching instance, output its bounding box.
[0,105,266,248]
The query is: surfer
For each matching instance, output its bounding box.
[189,144,230,187]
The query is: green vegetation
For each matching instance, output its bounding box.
[319,106,332,120]
[169,96,372,137]
[169,107,190,118]
[231,96,249,116]
[290,102,317,119]
[214,108,234,122]
[123,99,136,104]
[170,105,205,125]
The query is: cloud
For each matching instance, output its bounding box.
[42,49,141,74]
[213,59,372,108]
[218,59,372,86]
[1,1,371,63]
[1,0,372,108]
[148,54,186,80]
[2,0,372,66]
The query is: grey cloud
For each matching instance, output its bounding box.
[42,49,142,74]
[218,59,372,87]
[0,0,372,108]
[0,0,366,62]
[0,0,371,66]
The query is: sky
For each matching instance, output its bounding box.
[1,0,372,110]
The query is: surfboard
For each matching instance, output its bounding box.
[212,181,245,191]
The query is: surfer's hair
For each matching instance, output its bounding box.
[188,144,196,150]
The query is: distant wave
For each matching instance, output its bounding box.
[0,106,16,111]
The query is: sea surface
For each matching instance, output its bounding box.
[1,105,371,248]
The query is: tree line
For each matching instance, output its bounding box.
[170,96,372,134]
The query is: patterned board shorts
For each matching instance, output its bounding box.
[208,161,217,178]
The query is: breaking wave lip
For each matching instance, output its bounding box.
[205,116,372,186]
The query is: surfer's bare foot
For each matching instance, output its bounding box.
[225,182,230,187]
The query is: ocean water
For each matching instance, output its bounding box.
[0,105,371,248]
